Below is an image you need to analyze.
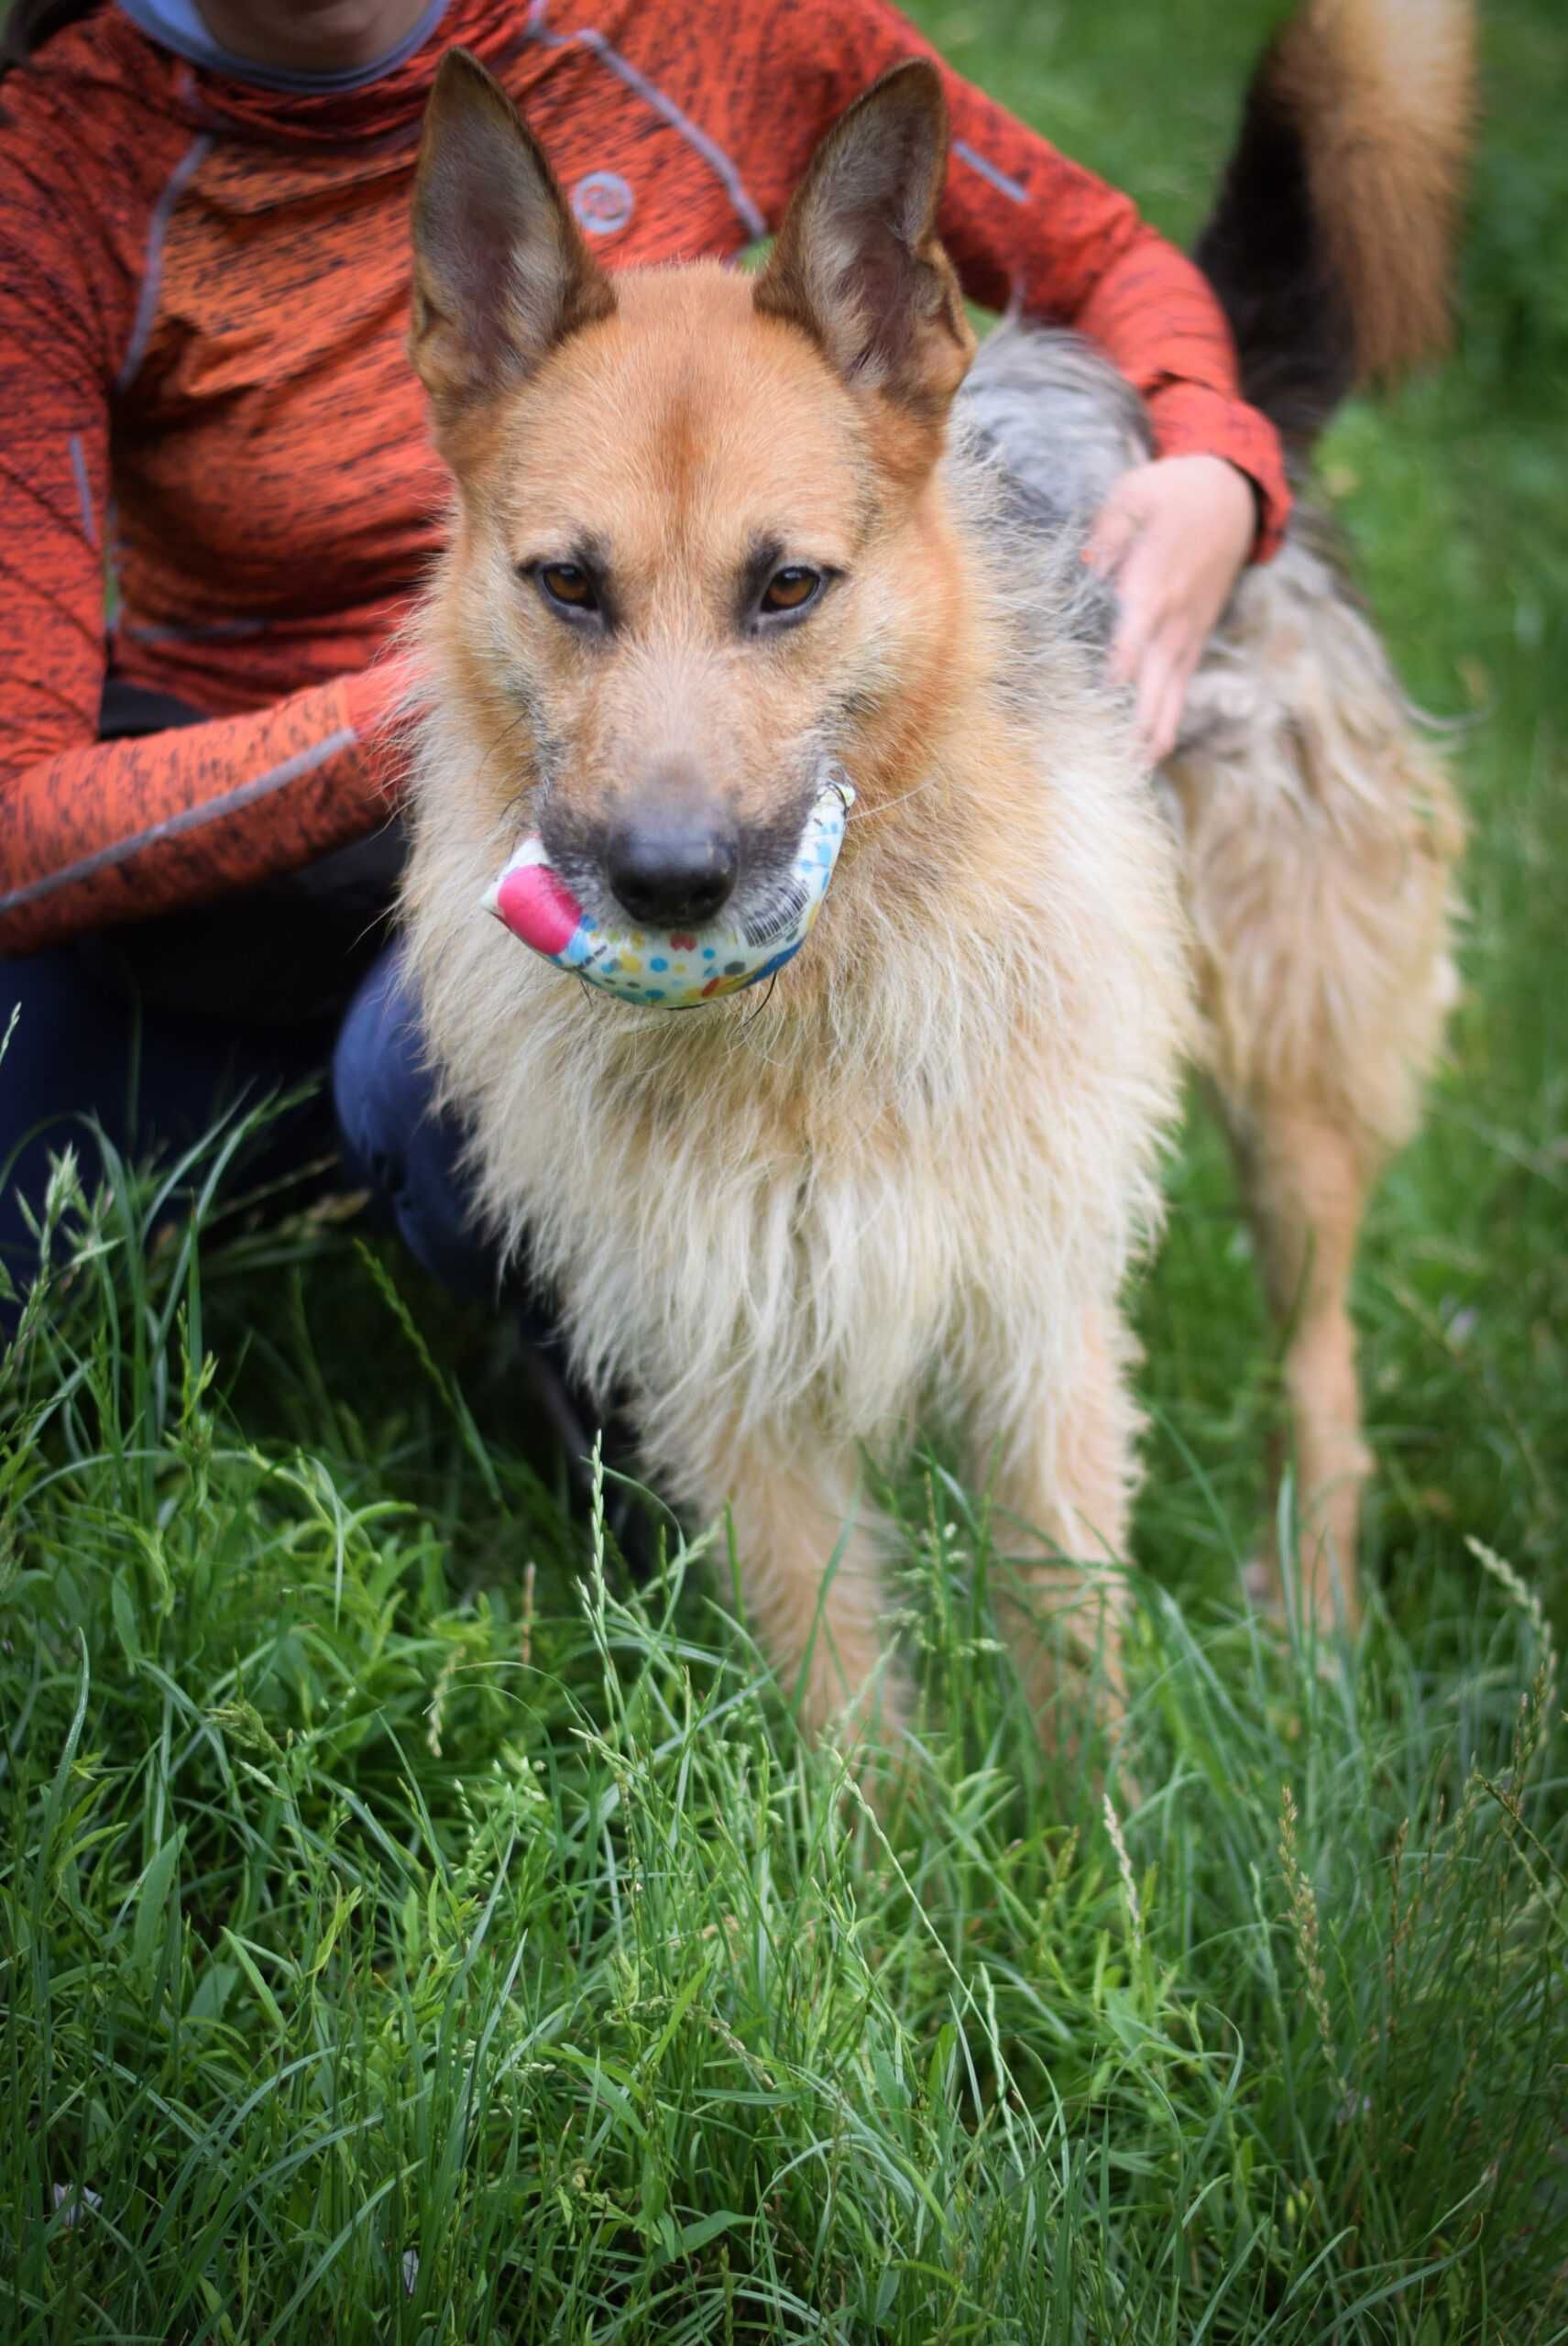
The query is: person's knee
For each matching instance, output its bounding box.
[333,948,498,1297]
[332,946,423,1191]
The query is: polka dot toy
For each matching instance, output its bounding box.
[484,768,855,1008]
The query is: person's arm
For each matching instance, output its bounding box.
[0,141,407,959]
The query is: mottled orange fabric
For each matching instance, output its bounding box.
[0,0,1290,953]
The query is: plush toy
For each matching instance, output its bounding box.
[484,769,854,1009]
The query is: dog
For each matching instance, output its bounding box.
[398,0,1469,1738]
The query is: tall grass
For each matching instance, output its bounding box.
[2,1146,1564,2341]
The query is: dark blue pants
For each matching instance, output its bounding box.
[330,946,500,1298]
[0,936,496,1322]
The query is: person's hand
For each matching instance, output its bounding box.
[1084,455,1257,765]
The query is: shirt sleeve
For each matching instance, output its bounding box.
[736,0,1291,559]
[0,137,408,959]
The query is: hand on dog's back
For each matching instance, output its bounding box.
[1086,455,1258,765]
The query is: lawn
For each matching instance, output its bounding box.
[4,2,1566,2339]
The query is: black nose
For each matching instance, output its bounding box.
[606,818,739,927]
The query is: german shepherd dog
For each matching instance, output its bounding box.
[400,0,1470,1736]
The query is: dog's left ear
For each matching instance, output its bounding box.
[753,60,974,419]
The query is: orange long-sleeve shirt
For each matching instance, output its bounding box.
[0,0,1290,957]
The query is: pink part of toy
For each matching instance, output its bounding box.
[493,861,584,957]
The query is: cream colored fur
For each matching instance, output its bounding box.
[402,439,1193,1728]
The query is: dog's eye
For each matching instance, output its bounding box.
[539,562,598,612]
[760,565,822,616]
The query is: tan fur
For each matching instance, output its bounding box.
[1167,521,1462,1621]
[399,47,1464,1729]
[1273,0,1475,379]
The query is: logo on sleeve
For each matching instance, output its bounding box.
[571,171,635,237]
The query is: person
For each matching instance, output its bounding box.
[0,0,1286,1320]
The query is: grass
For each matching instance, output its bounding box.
[4,0,1567,2337]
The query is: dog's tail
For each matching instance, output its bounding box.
[1194,0,1475,456]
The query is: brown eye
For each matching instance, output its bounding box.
[760,565,822,615]
[539,562,598,611]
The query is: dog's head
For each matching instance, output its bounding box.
[409,49,976,937]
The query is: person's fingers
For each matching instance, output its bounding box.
[1146,671,1184,765]
[1185,575,1226,652]
[1111,602,1150,687]
[1109,537,1168,685]
[1084,482,1144,578]
[1131,625,1168,747]
[1137,629,1199,764]
[1091,455,1254,755]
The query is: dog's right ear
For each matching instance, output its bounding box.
[410,48,616,426]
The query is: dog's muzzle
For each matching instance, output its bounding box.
[483,766,854,1009]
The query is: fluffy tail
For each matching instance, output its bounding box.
[1194,0,1475,455]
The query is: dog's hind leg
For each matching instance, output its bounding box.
[1172,528,1463,1628]
[1220,1093,1376,1628]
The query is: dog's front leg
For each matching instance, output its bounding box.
[690,1422,903,1743]
[968,1305,1140,1735]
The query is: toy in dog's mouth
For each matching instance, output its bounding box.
[483,767,855,1008]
